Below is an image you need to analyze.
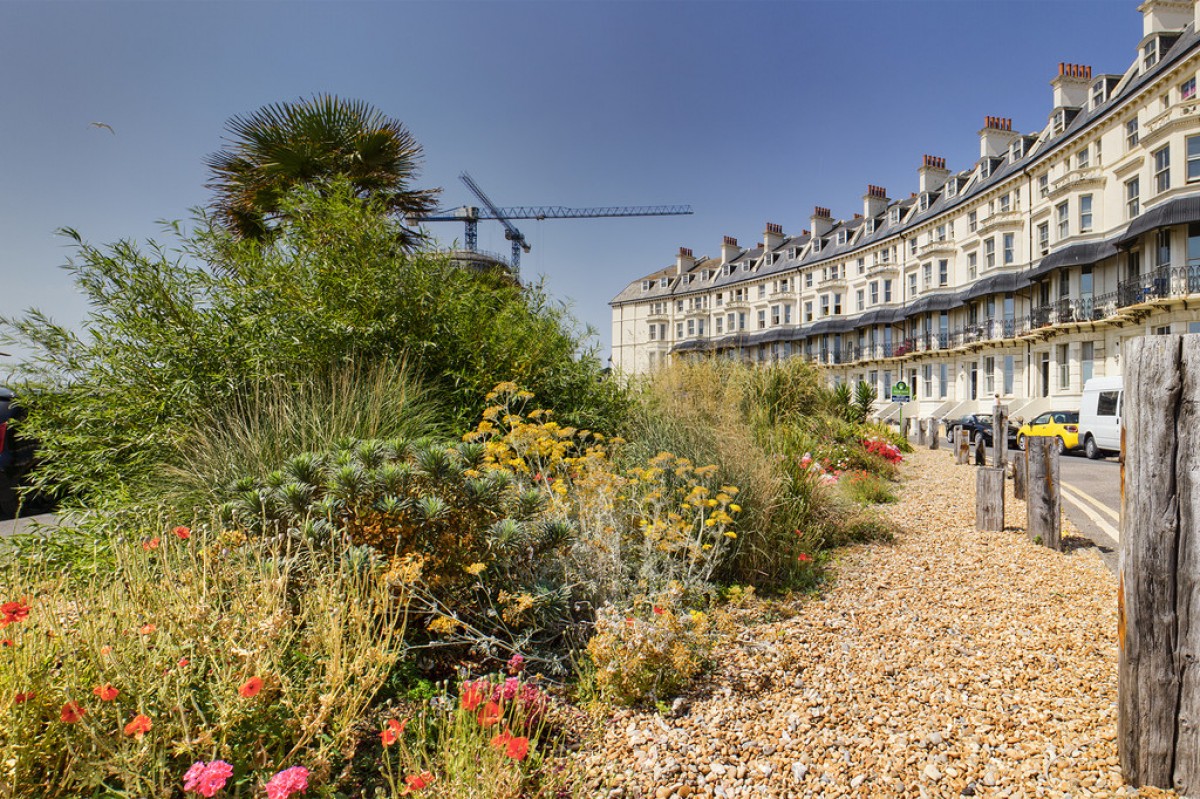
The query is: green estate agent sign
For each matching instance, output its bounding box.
[890,381,912,403]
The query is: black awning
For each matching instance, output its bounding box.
[1118,194,1200,245]
[905,290,965,316]
[959,270,1029,302]
[1027,238,1121,280]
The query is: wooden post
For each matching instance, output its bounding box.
[916,419,926,446]
[993,403,1009,468]
[1026,436,1061,550]
[973,433,986,465]
[901,416,911,444]
[956,429,969,464]
[1119,335,1200,792]
[1012,451,1026,501]
[975,467,1005,531]
[928,419,940,450]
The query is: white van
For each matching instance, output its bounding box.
[1079,376,1123,459]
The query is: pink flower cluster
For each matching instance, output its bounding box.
[183,761,308,798]
[264,766,309,799]
[183,761,234,798]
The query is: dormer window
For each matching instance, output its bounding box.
[701,269,711,281]
[739,262,749,272]
[866,218,877,233]
[722,263,732,276]
[945,179,957,199]
[1144,39,1159,71]
[1010,140,1024,161]
[918,193,931,212]
[811,238,823,254]
[1092,80,1107,109]
[641,279,651,291]
[980,158,994,179]
[889,207,902,225]
[1053,109,1067,134]
[659,277,669,288]
[836,230,848,245]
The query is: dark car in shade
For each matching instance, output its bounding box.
[946,413,1019,447]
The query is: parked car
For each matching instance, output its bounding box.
[1079,376,1123,459]
[946,413,1018,446]
[1016,410,1081,454]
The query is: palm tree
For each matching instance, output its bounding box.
[205,94,439,242]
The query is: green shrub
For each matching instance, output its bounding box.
[1,181,626,507]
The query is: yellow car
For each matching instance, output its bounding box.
[1016,410,1080,454]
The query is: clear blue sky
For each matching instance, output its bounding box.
[0,0,1140,371]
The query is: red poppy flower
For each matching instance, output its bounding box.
[178,657,190,668]
[93,683,119,701]
[1,639,12,647]
[60,701,86,723]
[142,537,161,551]
[489,729,530,761]
[460,681,485,711]
[797,553,813,563]
[124,713,152,739]
[504,734,530,761]
[239,676,263,698]
[381,717,406,747]
[14,691,34,704]
[404,771,435,792]
[652,606,664,615]
[173,526,191,540]
[476,701,502,727]
[139,623,156,635]
[0,600,30,627]
[101,645,113,656]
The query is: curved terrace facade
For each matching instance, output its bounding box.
[611,0,1200,422]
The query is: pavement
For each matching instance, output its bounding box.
[0,512,58,538]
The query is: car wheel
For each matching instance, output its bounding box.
[946,426,956,444]
[1056,436,1066,455]
[1017,434,1026,451]
[1085,436,1102,460]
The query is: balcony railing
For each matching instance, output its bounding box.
[1118,265,1200,306]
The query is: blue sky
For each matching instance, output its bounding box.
[0,0,1141,370]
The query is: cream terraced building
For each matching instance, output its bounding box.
[611,0,1200,424]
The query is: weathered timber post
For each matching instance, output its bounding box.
[952,428,963,464]
[975,466,1005,531]
[957,429,969,463]
[928,418,940,450]
[1119,335,1200,792]
[901,416,911,444]
[1025,436,1061,550]
[993,402,1009,468]
[1012,451,1026,501]
[916,419,926,446]
[973,433,987,465]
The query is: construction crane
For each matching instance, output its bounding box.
[411,172,693,275]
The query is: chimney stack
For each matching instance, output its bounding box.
[763,222,785,251]
[863,184,889,219]
[675,246,695,276]
[1052,63,1092,109]
[809,207,833,238]
[720,236,740,265]
[979,116,1020,158]
[919,154,950,193]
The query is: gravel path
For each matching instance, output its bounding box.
[579,450,1173,798]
